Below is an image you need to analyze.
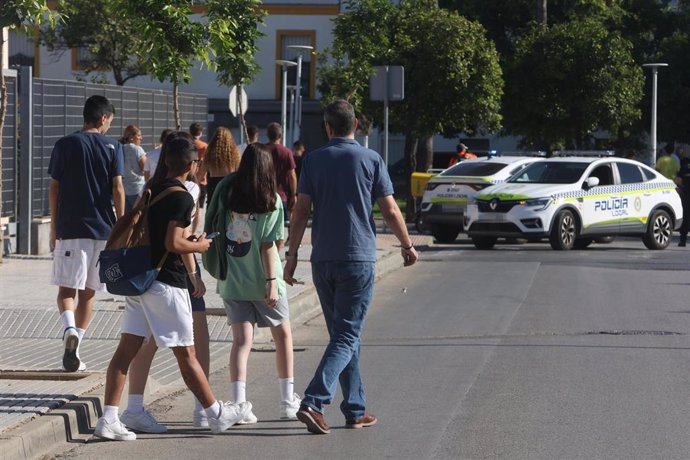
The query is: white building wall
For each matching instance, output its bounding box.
[35,10,337,101]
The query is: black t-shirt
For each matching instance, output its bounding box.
[148,179,194,288]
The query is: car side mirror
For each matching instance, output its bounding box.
[584,177,600,189]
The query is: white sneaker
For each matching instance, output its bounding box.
[280,394,302,419]
[236,408,258,425]
[62,327,80,372]
[120,409,167,433]
[193,410,209,428]
[94,417,136,441]
[208,401,252,434]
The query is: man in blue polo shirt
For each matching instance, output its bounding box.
[284,99,418,434]
[49,95,125,372]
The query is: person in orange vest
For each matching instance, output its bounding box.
[448,143,477,167]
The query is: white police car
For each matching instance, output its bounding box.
[465,154,683,250]
[421,154,543,243]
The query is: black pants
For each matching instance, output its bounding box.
[680,192,690,238]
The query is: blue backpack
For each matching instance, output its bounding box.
[98,186,186,296]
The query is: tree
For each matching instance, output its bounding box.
[318,0,503,218]
[38,0,147,86]
[126,0,206,129]
[502,18,644,150]
[1,1,55,261]
[206,0,265,140]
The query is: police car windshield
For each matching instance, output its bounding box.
[441,162,506,177]
[508,161,589,184]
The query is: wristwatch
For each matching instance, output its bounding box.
[285,250,298,260]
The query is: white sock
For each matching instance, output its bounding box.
[127,394,144,413]
[279,378,294,402]
[204,400,221,419]
[231,381,246,404]
[76,328,85,358]
[194,398,204,413]
[61,311,76,330]
[103,405,119,423]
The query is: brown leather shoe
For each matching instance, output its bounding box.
[345,413,377,428]
[296,405,330,434]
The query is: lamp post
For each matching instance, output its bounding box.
[276,60,297,147]
[286,45,314,145]
[643,63,668,166]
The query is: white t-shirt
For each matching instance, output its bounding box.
[185,180,200,221]
[144,147,162,175]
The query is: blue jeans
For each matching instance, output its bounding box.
[302,261,375,419]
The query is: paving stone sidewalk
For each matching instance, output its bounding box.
[0,226,431,459]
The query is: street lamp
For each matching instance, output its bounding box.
[643,63,669,166]
[286,45,314,145]
[276,60,297,147]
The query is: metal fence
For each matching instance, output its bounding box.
[1,72,18,220]
[30,78,208,218]
[4,67,208,253]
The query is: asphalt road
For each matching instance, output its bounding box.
[54,237,690,460]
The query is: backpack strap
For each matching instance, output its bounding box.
[148,185,188,208]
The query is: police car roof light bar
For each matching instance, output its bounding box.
[495,151,547,157]
[552,150,615,157]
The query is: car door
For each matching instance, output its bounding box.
[614,161,647,233]
[580,162,621,235]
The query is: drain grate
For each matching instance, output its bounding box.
[588,330,684,336]
[0,370,93,381]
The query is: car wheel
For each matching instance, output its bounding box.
[415,211,430,235]
[431,224,461,243]
[594,235,615,244]
[472,236,497,249]
[642,209,672,250]
[573,238,593,249]
[549,209,577,250]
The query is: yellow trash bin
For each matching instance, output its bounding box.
[411,172,435,198]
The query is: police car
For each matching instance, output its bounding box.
[420,154,543,243]
[465,152,683,250]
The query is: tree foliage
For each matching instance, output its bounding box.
[126,0,206,129]
[502,18,644,150]
[318,0,502,143]
[39,0,147,86]
[206,0,266,138]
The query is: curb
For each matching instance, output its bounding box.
[0,248,403,460]
[0,374,104,460]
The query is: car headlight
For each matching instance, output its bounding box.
[519,197,552,210]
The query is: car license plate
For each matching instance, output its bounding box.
[442,204,462,212]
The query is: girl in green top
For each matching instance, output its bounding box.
[217,143,301,423]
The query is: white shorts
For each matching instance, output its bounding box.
[51,239,107,291]
[121,281,194,348]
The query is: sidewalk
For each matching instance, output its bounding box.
[0,226,431,460]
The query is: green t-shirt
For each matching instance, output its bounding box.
[656,155,680,180]
[217,198,286,301]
